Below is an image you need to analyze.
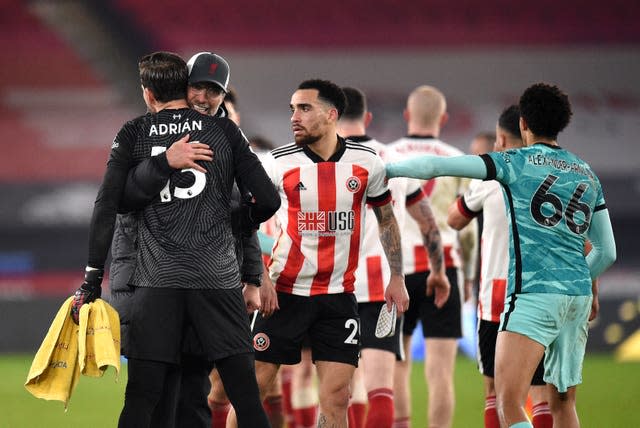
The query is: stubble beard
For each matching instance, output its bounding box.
[294,133,321,146]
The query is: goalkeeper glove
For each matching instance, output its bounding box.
[71,267,103,324]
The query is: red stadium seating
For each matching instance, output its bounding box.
[114,0,639,51]
[0,2,132,182]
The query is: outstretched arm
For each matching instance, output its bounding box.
[386,154,488,180]
[372,203,409,313]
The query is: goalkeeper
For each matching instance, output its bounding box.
[71,51,279,428]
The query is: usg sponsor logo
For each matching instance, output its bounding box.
[297,210,354,236]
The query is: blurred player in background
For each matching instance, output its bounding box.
[389,85,477,428]
[337,86,449,428]
[465,130,496,302]
[386,82,616,428]
[447,105,552,428]
[469,131,496,156]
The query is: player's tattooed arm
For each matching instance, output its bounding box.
[407,198,450,307]
[407,198,444,274]
[373,203,403,276]
[317,414,339,428]
[317,414,327,427]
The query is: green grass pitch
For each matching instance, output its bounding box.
[3,354,638,427]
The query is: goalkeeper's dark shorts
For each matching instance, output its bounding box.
[358,302,404,360]
[126,287,253,364]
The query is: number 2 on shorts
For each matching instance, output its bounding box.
[344,318,359,344]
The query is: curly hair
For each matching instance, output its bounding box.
[519,83,572,140]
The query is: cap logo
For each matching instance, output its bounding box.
[209,63,218,75]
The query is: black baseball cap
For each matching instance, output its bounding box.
[186,52,230,93]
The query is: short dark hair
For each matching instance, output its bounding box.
[341,87,367,120]
[298,79,346,118]
[519,83,572,139]
[139,51,188,103]
[498,104,522,139]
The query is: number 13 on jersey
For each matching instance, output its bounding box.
[151,145,206,202]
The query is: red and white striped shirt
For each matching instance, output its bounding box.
[389,136,469,274]
[351,137,424,303]
[458,180,508,322]
[262,138,391,296]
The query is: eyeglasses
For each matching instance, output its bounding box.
[189,82,225,97]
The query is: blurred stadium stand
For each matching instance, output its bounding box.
[114,0,638,49]
[0,1,143,182]
[1,0,638,353]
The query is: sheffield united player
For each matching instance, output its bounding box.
[389,85,478,428]
[229,79,408,428]
[338,87,450,428]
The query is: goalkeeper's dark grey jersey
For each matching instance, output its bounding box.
[88,107,279,290]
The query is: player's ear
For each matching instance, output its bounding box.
[519,116,529,132]
[142,86,155,102]
[364,111,373,128]
[495,133,505,151]
[439,111,449,128]
[328,107,339,122]
[148,88,158,103]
